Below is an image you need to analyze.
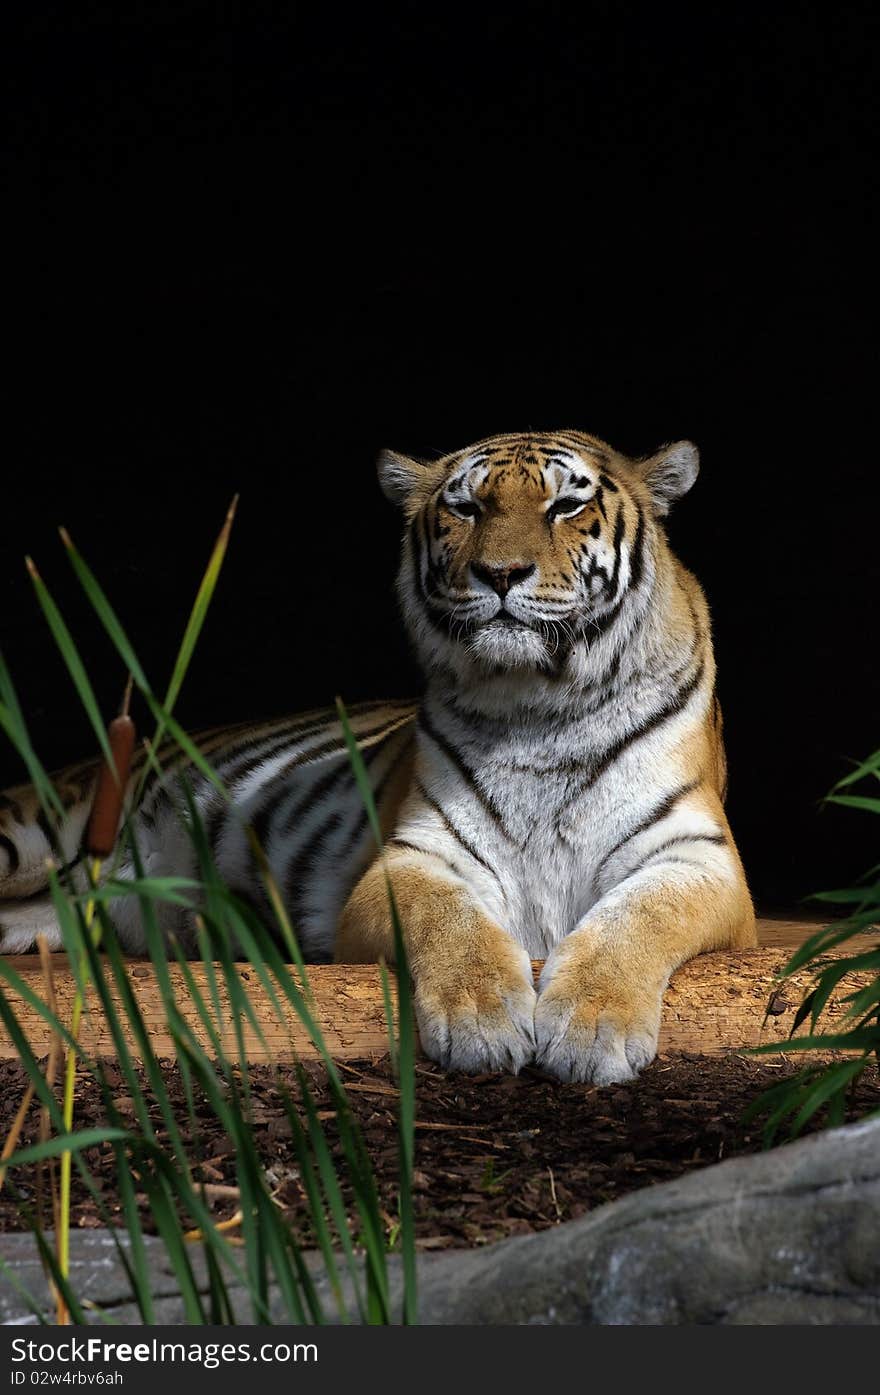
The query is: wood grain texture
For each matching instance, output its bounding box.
[0,918,874,1062]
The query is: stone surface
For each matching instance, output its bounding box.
[2,1117,879,1325]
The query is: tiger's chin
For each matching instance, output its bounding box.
[465,619,550,671]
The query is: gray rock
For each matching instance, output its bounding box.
[407,1115,880,1325]
[2,1117,878,1325]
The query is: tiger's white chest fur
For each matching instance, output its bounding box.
[395,666,719,959]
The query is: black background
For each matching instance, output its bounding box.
[4,3,878,907]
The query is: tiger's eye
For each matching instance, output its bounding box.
[547,497,585,521]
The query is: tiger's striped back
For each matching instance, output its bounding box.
[0,701,416,956]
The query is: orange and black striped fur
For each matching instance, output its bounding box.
[0,430,754,1083]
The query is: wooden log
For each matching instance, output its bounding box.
[0,918,874,1064]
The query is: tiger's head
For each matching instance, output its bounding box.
[379,430,699,683]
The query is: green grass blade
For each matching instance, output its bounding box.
[112,1140,156,1323]
[789,1058,866,1136]
[749,1026,878,1053]
[379,962,399,1078]
[825,793,880,815]
[59,530,150,691]
[0,654,67,824]
[162,497,238,718]
[2,1128,133,1169]
[81,876,201,908]
[336,696,417,1324]
[830,748,880,790]
[25,558,116,772]
[57,531,228,798]
[138,497,238,799]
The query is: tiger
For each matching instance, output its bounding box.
[0,429,755,1084]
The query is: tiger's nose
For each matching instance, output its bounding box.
[471,562,536,597]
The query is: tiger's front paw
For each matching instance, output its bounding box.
[413,944,537,1075]
[534,949,662,1085]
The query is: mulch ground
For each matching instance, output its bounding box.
[1,1054,877,1250]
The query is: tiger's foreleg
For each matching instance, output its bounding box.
[337,849,537,1073]
[534,850,755,1085]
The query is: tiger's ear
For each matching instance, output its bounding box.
[376,450,436,508]
[635,441,700,517]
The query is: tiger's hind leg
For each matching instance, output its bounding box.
[0,765,97,902]
[0,894,64,954]
[0,765,97,954]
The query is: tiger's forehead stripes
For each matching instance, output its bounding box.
[440,432,613,477]
[444,453,493,496]
[438,435,613,506]
[538,451,600,498]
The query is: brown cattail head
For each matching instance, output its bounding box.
[86,687,136,858]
